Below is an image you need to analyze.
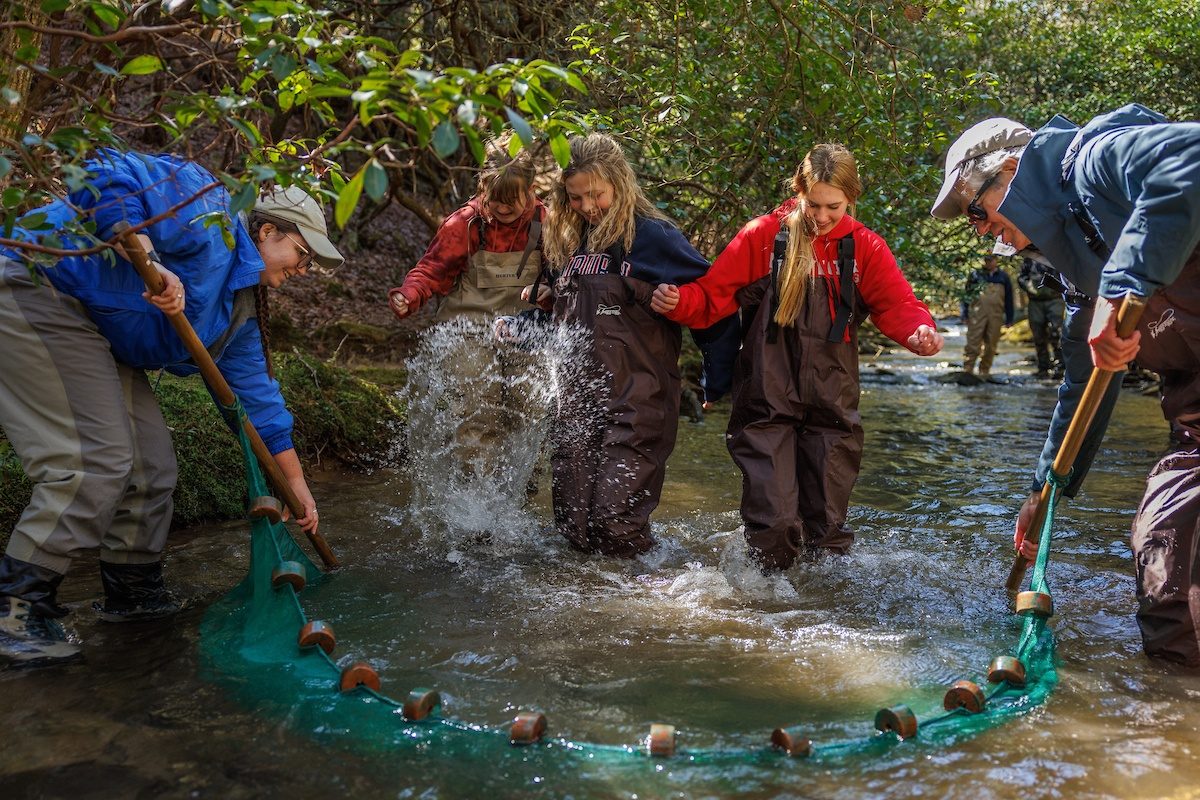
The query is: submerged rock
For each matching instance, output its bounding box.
[935,370,985,386]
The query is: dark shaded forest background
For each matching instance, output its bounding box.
[3,0,1198,356]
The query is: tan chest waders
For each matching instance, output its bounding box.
[436,217,542,322]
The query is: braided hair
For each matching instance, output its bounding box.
[247,211,303,379]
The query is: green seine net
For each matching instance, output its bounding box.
[199,408,1059,765]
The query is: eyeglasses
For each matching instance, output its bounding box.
[282,231,312,274]
[965,173,999,224]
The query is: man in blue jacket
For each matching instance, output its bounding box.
[931,105,1200,667]
[0,150,343,667]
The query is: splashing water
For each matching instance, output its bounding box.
[400,317,607,555]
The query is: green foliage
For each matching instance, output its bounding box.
[2,0,1197,303]
[0,439,32,547]
[0,0,587,265]
[569,0,983,305]
[569,0,1200,311]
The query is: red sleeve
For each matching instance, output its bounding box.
[665,213,775,328]
[390,208,475,316]
[854,227,935,350]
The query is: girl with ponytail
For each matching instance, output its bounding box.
[652,143,943,572]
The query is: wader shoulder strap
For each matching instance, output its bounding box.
[826,234,856,343]
[516,211,549,309]
[767,224,787,344]
[515,217,542,279]
[205,286,257,361]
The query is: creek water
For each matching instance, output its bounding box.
[2,324,1198,800]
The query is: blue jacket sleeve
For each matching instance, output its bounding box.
[1031,299,1123,497]
[630,218,711,286]
[214,318,296,455]
[689,314,740,403]
[1082,123,1200,299]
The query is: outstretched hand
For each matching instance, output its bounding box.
[388,289,410,319]
[651,283,680,314]
[906,324,943,356]
[1088,295,1141,371]
[521,283,551,306]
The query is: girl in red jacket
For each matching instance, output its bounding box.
[652,143,943,571]
[387,137,547,515]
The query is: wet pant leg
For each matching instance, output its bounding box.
[587,376,679,557]
[551,357,606,552]
[1131,446,1200,667]
[962,317,984,371]
[100,367,176,566]
[1028,299,1053,372]
[794,407,863,554]
[437,333,507,475]
[979,308,1004,374]
[728,419,803,571]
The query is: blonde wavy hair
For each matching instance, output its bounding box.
[774,143,862,327]
[543,133,666,269]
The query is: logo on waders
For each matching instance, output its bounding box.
[596,304,622,316]
[1147,308,1175,338]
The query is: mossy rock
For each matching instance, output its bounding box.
[310,319,395,358]
[1002,318,1033,344]
[273,352,406,469]
[0,354,406,547]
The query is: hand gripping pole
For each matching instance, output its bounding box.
[1005,292,1144,594]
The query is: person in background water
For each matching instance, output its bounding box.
[1017,256,1066,379]
[652,143,943,572]
[960,253,1014,379]
[931,105,1200,668]
[527,132,738,558]
[387,135,547,500]
[0,150,341,667]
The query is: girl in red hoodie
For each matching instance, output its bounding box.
[652,143,943,571]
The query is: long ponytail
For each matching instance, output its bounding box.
[774,143,861,327]
[773,209,816,327]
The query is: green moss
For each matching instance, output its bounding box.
[0,356,406,548]
[0,439,32,540]
[350,364,409,392]
[272,352,405,468]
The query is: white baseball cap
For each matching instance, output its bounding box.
[255,186,345,270]
[930,117,1034,219]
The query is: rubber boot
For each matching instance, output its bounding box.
[94,561,182,623]
[0,555,81,668]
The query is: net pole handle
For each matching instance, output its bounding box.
[1005,292,1145,594]
[113,222,339,570]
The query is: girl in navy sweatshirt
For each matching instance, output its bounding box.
[530,133,735,557]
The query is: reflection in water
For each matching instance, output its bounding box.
[4,332,1198,799]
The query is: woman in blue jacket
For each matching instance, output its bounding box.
[0,150,344,667]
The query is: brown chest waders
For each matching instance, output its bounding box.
[728,227,862,571]
[549,244,682,557]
